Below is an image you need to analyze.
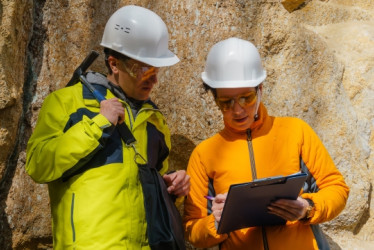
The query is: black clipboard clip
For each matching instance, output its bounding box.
[250,176,286,187]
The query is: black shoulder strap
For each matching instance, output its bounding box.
[117,123,136,146]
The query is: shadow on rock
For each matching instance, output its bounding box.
[325,233,342,250]
[169,134,196,171]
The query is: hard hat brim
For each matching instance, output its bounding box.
[201,71,266,88]
[137,49,180,67]
[101,41,180,67]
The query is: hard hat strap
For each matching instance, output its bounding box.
[254,87,261,121]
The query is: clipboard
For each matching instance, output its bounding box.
[217,172,307,234]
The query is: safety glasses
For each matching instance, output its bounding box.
[215,91,257,112]
[123,61,159,81]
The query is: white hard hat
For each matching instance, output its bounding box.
[202,37,266,88]
[100,5,179,67]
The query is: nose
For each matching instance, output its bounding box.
[232,100,243,114]
[148,74,158,84]
[141,73,158,84]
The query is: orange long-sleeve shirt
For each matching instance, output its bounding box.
[183,103,349,250]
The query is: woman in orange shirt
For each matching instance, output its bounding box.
[183,37,349,250]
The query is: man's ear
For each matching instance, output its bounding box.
[107,56,120,74]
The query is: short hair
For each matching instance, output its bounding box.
[103,48,131,75]
[202,82,217,98]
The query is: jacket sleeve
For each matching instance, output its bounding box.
[183,148,228,248]
[26,91,112,183]
[299,120,349,224]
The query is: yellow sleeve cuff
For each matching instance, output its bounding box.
[92,114,112,129]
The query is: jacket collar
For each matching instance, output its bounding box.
[220,103,272,140]
[85,71,158,110]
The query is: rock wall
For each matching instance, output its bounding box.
[0,0,373,249]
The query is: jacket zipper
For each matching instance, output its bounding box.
[246,129,257,180]
[124,104,134,129]
[132,107,161,129]
[124,103,159,130]
[247,129,269,250]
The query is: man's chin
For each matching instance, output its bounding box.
[135,92,151,101]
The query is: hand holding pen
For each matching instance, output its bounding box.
[204,195,215,201]
[205,193,227,223]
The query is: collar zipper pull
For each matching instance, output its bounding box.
[246,129,252,141]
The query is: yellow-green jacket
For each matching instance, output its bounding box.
[184,103,349,250]
[26,72,171,249]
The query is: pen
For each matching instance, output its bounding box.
[204,195,215,201]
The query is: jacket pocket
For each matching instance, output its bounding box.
[71,193,76,243]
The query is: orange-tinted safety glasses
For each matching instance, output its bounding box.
[215,91,257,112]
[124,61,159,81]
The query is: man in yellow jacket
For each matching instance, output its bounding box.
[26,5,190,249]
[183,37,349,250]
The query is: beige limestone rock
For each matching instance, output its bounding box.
[0,0,33,247]
[0,0,373,249]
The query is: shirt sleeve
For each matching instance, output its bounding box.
[26,91,112,183]
[183,148,228,248]
[299,120,349,224]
